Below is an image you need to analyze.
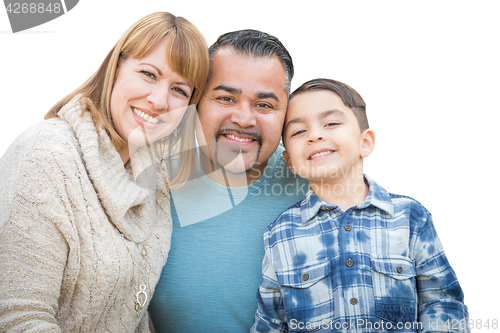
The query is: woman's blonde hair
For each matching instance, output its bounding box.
[45,12,209,186]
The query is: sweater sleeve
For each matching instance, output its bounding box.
[0,147,72,332]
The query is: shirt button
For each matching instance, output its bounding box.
[302,274,309,281]
[350,298,358,305]
[397,266,403,274]
[346,259,354,267]
[344,224,352,231]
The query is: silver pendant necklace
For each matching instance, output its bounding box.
[120,233,149,317]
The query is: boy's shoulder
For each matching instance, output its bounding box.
[365,176,431,218]
[264,198,304,236]
[264,180,433,239]
[386,191,431,218]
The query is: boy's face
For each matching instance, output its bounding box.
[282,90,374,183]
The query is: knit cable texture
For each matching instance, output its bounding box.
[0,97,172,332]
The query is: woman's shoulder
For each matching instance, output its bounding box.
[6,118,80,160]
[0,118,85,188]
[0,118,84,227]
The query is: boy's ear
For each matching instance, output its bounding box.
[360,128,375,158]
[282,150,296,174]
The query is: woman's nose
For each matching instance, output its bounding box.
[147,85,169,112]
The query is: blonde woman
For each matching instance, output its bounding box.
[0,12,208,332]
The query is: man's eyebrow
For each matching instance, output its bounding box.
[256,92,279,102]
[213,84,242,94]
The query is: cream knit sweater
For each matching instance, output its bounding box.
[0,98,172,332]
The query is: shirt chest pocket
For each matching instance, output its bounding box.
[370,256,417,325]
[276,260,334,332]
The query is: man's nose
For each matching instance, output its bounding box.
[230,102,257,128]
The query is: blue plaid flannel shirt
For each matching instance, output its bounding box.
[252,176,469,333]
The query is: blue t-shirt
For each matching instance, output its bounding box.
[149,145,309,332]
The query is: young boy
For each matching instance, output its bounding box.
[251,79,469,332]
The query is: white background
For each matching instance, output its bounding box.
[2,0,498,323]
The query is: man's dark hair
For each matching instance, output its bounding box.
[290,78,369,131]
[208,29,294,94]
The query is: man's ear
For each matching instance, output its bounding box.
[360,128,375,158]
[282,150,296,174]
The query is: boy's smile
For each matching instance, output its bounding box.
[283,89,374,186]
[308,148,336,161]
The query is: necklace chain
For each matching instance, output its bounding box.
[120,233,149,317]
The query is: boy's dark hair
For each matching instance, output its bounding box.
[290,78,369,131]
[208,29,294,94]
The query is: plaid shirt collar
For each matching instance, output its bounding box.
[300,175,395,224]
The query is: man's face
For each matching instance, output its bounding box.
[196,48,288,179]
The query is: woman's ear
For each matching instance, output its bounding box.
[282,150,296,174]
[360,128,375,158]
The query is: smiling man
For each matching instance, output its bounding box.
[149,30,309,332]
[196,45,289,185]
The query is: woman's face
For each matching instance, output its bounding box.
[110,37,193,160]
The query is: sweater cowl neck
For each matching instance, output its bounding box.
[57,96,162,242]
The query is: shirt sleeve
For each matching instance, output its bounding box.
[414,211,470,333]
[251,251,288,333]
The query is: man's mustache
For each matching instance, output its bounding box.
[214,128,263,146]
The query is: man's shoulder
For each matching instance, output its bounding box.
[265,143,287,175]
[263,144,306,184]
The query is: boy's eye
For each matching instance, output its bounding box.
[325,122,340,127]
[291,129,306,137]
